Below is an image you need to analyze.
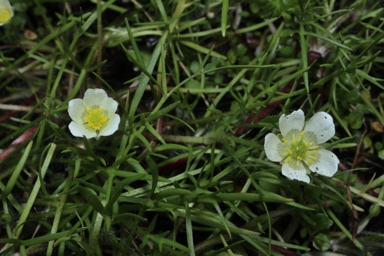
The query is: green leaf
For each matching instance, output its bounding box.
[310,213,333,233]
[153,188,192,200]
[347,111,364,129]
[105,174,147,215]
[378,150,384,160]
[313,233,331,251]
[199,192,293,203]
[147,233,190,252]
[146,101,180,123]
[78,187,105,215]
[221,0,229,36]
[128,37,162,121]
[252,0,301,20]
[1,141,33,200]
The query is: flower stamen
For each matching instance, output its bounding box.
[84,107,107,130]
[0,10,12,23]
[280,130,320,169]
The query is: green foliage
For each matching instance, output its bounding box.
[1,0,384,255]
[251,0,301,20]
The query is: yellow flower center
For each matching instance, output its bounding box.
[281,130,319,168]
[0,9,12,24]
[83,107,107,131]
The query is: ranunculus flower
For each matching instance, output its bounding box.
[0,0,13,26]
[264,109,339,183]
[68,89,120,139]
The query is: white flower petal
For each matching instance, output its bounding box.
[83,88,108,108]
[279,109,305,137]
[69,121,97,138]
[282,163,310,183]
[264,133,284,162]
[100,97,118,119]
[304,112,335,144]
[308,149,339,177]
[99,114,120,136]
[0,0,13,26]
[68,99,86,123]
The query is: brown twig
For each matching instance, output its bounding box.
[0,124,39,163]
[0,95,36,123]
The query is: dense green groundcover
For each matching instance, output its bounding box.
[1,0,384,255]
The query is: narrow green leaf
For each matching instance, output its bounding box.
[221,0,229,37]
[304,31,352,51]
[184,202,195,256]
[146,156,159,199]
[147,101,180,123]
[105,174,147,215]
[14,143,56,239]
[145,121,166,145]
[199,192,293,203]
[125,19,145,67]
[355,68,384,90]
[299,23,310,93]
[148,234,190,252]
[153,188,192,199]
[179,40,227,59]
[78,187,105,215]
[129,39,162,121]
[1,142,33,200]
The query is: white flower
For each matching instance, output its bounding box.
[264,110,339,183]
[0,0,13,26]
[68,89,120,139]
